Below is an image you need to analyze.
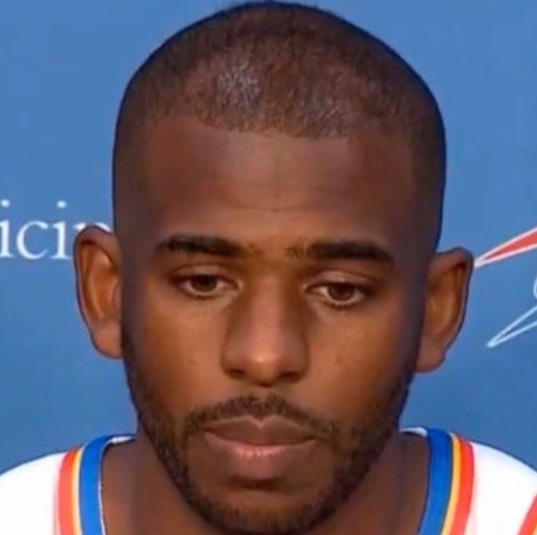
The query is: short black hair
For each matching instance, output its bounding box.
[113,1,446,245]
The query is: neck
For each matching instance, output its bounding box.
[102,430,428,535]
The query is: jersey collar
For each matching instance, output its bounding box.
[54,429,474,535]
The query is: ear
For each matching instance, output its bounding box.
[415,248,473,373]
[73,225,122,359]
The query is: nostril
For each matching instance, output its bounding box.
[226,368,246,380]
[280,370,302,383]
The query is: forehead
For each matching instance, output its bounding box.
[127,116,421,259]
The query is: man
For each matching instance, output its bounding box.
[1,2,536,534]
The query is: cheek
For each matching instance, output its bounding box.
[123,276,230,411]
[304,293,421,423]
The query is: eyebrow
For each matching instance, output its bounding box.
[289,240,394,264]
[155,234,249,258]
[155,233,393,265]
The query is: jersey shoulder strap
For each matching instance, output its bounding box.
[0,451,65,535]
[468,441,537,534]
[55,435,132,535]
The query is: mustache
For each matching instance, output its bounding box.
[181,393,339,443]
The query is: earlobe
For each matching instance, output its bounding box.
[73,226,122,359]
[416,248,473,373]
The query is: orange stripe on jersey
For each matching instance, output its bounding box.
[448,437,474,535]
[440,435,461,534]
[55,448,83,535]
[440,435,475,535]
[517,496,537,535]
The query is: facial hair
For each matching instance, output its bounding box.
[122,329,413,535]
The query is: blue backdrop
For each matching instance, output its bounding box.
[1,0,537,472]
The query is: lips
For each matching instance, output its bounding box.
[201,417,317,481]
[204,416,314,446]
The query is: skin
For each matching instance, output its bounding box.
[74,116,472,535]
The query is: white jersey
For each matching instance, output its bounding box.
[0,428,536,535]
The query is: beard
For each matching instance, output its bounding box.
[122,329,413,535]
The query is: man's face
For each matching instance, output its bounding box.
[76,117,471,535]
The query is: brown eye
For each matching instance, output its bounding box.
[174,275,232,299]
[326,283,357,301]
[312,282,366,308]
[188,275,219,293]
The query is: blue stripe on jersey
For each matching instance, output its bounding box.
[74,429,454,535]
[416,429,453,535]
[78,436,113,535]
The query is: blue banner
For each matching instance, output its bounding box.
[1,0,536,471]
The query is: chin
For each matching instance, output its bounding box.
[198,500,315,535]
[185,482,335,535]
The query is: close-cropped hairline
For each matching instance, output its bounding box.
[111,1,446,248]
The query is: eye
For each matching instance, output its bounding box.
[311,282,368,308]
[174,274,233,299]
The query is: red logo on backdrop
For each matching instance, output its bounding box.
[475,227,537,348]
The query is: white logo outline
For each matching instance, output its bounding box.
[475,226,537,349]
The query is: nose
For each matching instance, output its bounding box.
[221,280,309,387]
